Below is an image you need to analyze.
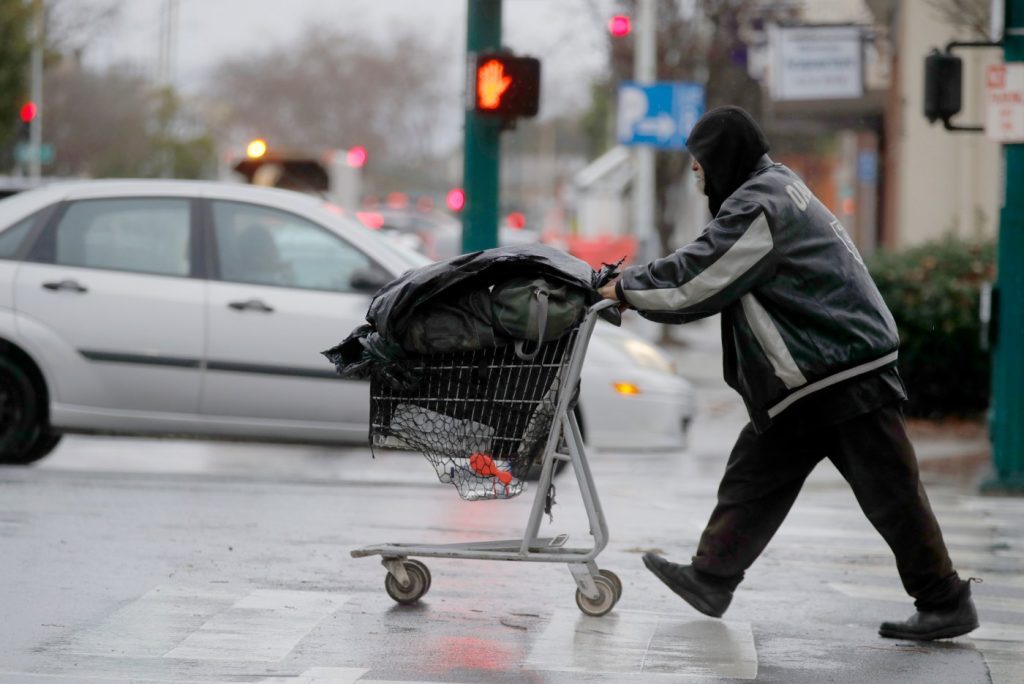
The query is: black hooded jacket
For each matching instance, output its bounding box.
[686,106,770,216]
[615,107,904,432]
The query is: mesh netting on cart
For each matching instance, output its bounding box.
[370,329,579,500]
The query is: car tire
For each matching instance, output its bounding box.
[26,429,62,462]
[0,357,50,465]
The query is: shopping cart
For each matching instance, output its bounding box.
[351,299,621,616]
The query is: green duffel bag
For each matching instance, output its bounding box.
[491,276,587,361]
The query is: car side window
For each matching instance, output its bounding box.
[0,215,37,259]
[53,199,191,277]
[211,201,372,292]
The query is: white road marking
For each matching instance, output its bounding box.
[527,609,757,680]
[972,622,1024,642]
[63,585,240,658]
[828,582,1024,614]
[791,560,1024,589]
[256,667,369,683]
[163,589,349,662]
[0,668,370,683]
[774,524,1023,554]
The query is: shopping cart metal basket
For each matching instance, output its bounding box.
[351,299,621,616]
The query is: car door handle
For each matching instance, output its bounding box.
[228,299,274,313]
[42,279,88,293]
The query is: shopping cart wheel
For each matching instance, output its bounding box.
[599,569,623,603]
[384,560,431,605]
[575,575,617,617]
[406,558,432,593]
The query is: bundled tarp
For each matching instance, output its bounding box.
[323,244,621,385]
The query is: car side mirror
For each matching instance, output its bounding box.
[350,266,392,293]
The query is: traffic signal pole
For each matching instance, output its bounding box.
[28,0,44,180]
[986,0,1024,492]
[632,0,657,262]
[462,0,503,253]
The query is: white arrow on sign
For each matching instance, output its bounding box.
[636,113,676,141]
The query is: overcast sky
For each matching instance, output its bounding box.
[76,0,617,119]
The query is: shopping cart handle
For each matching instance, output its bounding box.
[590,298,622,326]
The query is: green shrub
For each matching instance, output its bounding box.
[867,236,995,419]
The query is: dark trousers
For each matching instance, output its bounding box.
[691,402,962,609]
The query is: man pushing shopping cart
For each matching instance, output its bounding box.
[598,105,978,642]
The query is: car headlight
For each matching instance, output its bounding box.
[619,338,676,374]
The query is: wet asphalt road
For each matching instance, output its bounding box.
[1,391,1022,684]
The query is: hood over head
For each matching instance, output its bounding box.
[686,106,770,216]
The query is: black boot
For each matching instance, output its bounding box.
[642,552,734,618]
[878,581,979,641]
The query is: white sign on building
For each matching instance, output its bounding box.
[985,63,1024,143]
[769,25,864,101]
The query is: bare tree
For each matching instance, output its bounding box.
[45,0,122,61]
[926,0,991,38]
[207,25,453,167]
[44,59,214,178]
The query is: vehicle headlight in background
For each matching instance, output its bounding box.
[620,338,676,374]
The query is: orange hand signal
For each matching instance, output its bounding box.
[477,59,512,110]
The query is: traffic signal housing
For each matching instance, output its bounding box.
[16,101,37,143]
[474,52,540,120]
[924,49,963,125]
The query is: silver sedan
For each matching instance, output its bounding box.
[0,180,694,464]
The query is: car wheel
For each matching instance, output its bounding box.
[0,357,47,465]
[26,429,62,461]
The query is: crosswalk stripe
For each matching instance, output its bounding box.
[63,586,240,658]
[971,622,1024,642]
[828,582,1024,614]
[527,609,758,680]
[256,667,370,683]
[772,524,1024,555]
[791,560,1024,589]
[163,589,349,662]
[61,586,350,663]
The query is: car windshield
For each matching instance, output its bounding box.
[368,229,435,268]
[311,202,435,270]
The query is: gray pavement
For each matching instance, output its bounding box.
[0,318,1021,683]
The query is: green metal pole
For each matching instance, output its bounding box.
[462,0,502,253]
[986,0,1024,492]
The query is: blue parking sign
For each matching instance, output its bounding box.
[617,81,705,150]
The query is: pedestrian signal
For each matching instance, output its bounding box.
[474,53,540,120]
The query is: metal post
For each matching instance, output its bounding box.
[633,0,657,261]
[985,0,1024,492]
[28,0,43,181]
[462,0,503,253]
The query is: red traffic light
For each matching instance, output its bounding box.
[507,211,526,230]
[474,53,540,119]
[19,101,38,123]
[346,146,368,168]
[446,188,466,212]
[608,15,631,37]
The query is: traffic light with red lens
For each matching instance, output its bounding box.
[474,53,540,120]
[19,102,37,124]
[608,15,631,37]
[15,101,37,144]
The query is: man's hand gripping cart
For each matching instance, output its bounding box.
[351,299,621,617]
